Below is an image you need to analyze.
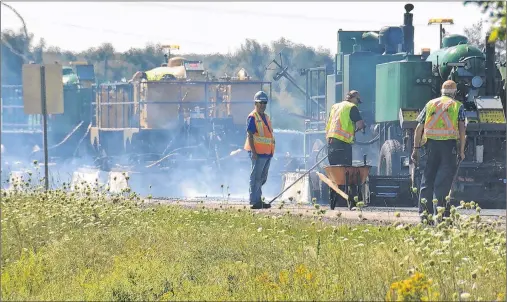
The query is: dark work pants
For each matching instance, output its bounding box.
[418,139,458,217]
[327,138,352,206]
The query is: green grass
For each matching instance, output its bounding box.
[1,172,506,301]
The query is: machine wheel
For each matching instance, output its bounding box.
[378,139,403,176]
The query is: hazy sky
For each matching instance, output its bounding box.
[1,2,489,55]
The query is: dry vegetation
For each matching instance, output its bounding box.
[1,164,506,301]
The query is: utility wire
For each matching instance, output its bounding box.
[1,2,458,54]
[4,18,216,48]
[123,2,434,27]
[1,1,33,62]
[1,1,29,43]
[0,4,214,49]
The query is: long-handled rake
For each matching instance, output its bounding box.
[448,156,464,200]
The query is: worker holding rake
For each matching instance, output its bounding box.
[411,80,466,222]
[245,91,275,209]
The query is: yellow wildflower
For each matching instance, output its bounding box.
[279,270,289,284]
[295,264,307,275]
[305,272,313,281]
[386,272,439,302]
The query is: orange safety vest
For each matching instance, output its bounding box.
[244,110,275,155]
[423,96,461,141]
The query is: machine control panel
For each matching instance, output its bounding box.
[399,108,421,129]
[478,109,506,123]
[475,96,506,123]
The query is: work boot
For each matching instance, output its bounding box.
[250,202,271,209]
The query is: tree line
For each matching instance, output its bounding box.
[1,29,334,129]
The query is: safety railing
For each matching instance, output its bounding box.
[92,80,272,130]
[1,85,42,132]
[1,84,96,134]
[92,83,138,129]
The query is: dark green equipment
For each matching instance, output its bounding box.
[307,3,506,209]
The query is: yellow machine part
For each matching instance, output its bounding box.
[398,109,421,125]
[478,109,506,123]
[96,85,138,129]
[138,81,215,129]
[400,109,420,121]
[69,61,89,66]
[146,66,186,80]
[139,82,182,129]
[168,57,185,67]
[135,80,263,129]
[122,62,265,129]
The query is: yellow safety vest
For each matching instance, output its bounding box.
[423,96,461,141]
[326,101,356,144]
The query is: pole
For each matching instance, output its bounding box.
[268,154,328,204]
[439,24,443,48]
[40,65,49,191]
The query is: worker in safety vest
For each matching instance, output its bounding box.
[411,80,466,222]
[325,90,366,207]
[244,91,275,209]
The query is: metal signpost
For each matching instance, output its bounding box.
[22,64,64,191]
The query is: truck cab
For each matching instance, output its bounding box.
[62,61,96,88]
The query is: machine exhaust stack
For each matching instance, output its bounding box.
[485,32,496,95]
[402,3,415,54]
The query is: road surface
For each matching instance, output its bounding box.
[149,197,506,226]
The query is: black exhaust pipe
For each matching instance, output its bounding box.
[402,3,415,54]
[485,32,496,96]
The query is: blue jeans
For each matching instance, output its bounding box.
[249,155,272,205]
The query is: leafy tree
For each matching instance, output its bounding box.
[463,20,506,62]
[83,43,116,82]
[62,51,78,62]
[465,1,506,42]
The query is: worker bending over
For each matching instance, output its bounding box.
[325,90,365,207]
[245,91,275,209]
[411,80,466,221]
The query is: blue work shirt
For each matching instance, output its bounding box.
[246,113,273,158]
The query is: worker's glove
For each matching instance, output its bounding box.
[458,151,465,162]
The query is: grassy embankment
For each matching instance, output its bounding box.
[1,165,506,301]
